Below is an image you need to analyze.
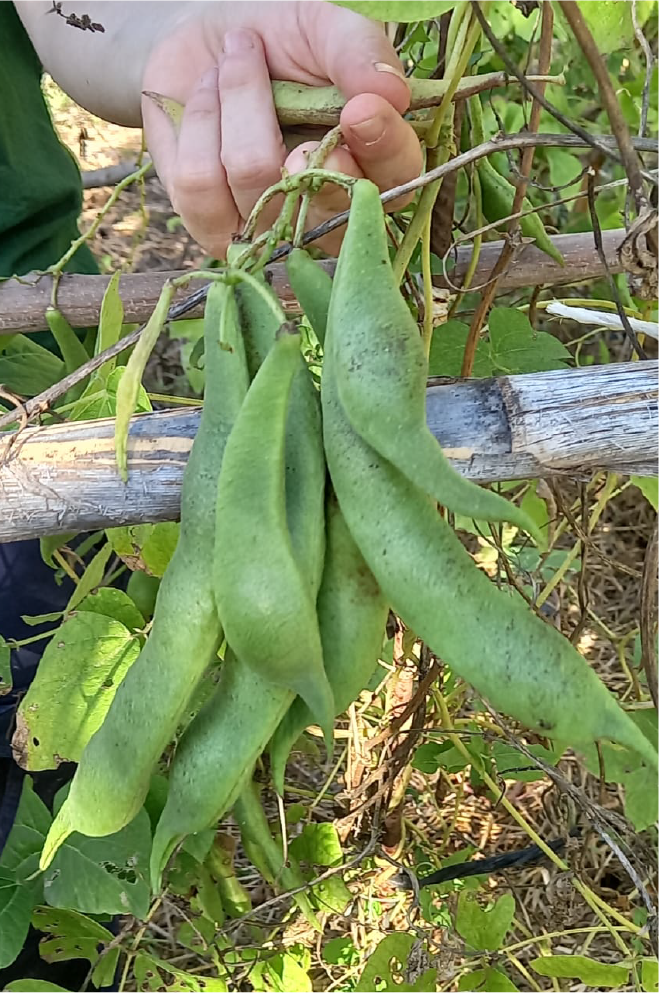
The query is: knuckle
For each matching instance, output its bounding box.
[223,151,279,192]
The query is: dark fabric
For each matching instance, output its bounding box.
[0,13,116,983]
[0,3,97,279]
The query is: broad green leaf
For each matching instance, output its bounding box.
[631,476,658,511]
[547,148,583,196]
[428,319,494,378]
[43,803,151,918]
[519,483,550,552]
[581,711,658,829]
[13,612,140,769]
[489,740,560,783]
[323,936,358,966]
[0,779,51,883]
[0,335,64,395]
[0,869,40,969]
[289,822,343,867]
[5,982,72,992]
[75,586,145,631]
[332,1,456,21]
[530,954,630,987]
[576,0,656,53]
[134,950,229,992]
[115,281,174,480]
[455,890,515,951]
[642,958,659,993]
[258,951,313,993]
[40,533,77,569]
[195,865,225,925]
[32,906,119,990]
[488,308,571,374]
[459,967,519,991]
[0,636,11,695]
[623,765,659,831]
[67,365,151,422]
[65,540,113,613]
[106,521,180,576]
[312,873,352,914]
[95,271,123,377]
[355,934,436,992]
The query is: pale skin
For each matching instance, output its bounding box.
[17,1,423,257]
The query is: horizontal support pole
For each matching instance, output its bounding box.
[0,361,655,543]
[0,230,624,335]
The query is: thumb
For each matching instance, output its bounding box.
[302,4,411,113]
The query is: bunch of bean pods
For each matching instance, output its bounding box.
[41,180,658,902]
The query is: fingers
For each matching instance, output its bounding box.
[301,4,410,112]
[150,67,240,259]
[218,29,287,223]
[341,94,423,209]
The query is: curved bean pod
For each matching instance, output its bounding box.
[321,319,658,772]
[270,491,389,794]
[328,179,539,539]
[214,327,334,744]
[41,281,248,868]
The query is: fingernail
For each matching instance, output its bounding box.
[374,61,406,80]
[349,114,385,145]
[223,29,255,55]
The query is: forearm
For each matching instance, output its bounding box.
[15,1,210,126]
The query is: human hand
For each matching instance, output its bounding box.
[141,1,423,257]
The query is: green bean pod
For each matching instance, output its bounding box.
[214,327,334,742]
[150,657,291,889]
[235,273,326,595]
[328,180,539,539]
[41,281,249,869]
[321,320,658,772]
[150,287,325,890]
[285,248,332,346]
[270,491,389,794]
[477,157,564,266]
[233,779,321,930]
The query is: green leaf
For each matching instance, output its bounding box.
[43,803,151,919]
[489,740,560,783]
[75,587,145,631]
[13,612,140,769]
[459,967,519,992]
[642,958,659,993]
[631,476,658,512]
[115,281,173,480]
[289,822,343,867]
[313,874,352,914]
[67,365,151,422]
[576,0,656,53]
[65,541,113,613]
[332,0,456,21]
[0,636,11,696]
[455,891,515,951]
[32,906,119,990]
[530,954,630,987]
[428,320,494,378]
[519,483,550,552]
[488,308,571,374]
[95,271,124,378]
[323,936,358,966]
[40,533,77,569]
[0,335,64,395]
[5,982,72,992]
[355,934,436,992]
[106,521,180,577]
[623,765,658,831]
[0,779,51,884]
[0,868,40,968]
[134,950,228,992]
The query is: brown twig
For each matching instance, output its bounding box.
[460,0,554,376]
[640,520,658,710]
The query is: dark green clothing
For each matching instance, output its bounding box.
[0,2,97,278]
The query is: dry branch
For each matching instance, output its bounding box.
[0,230,626,336]
[1,361,655,543]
